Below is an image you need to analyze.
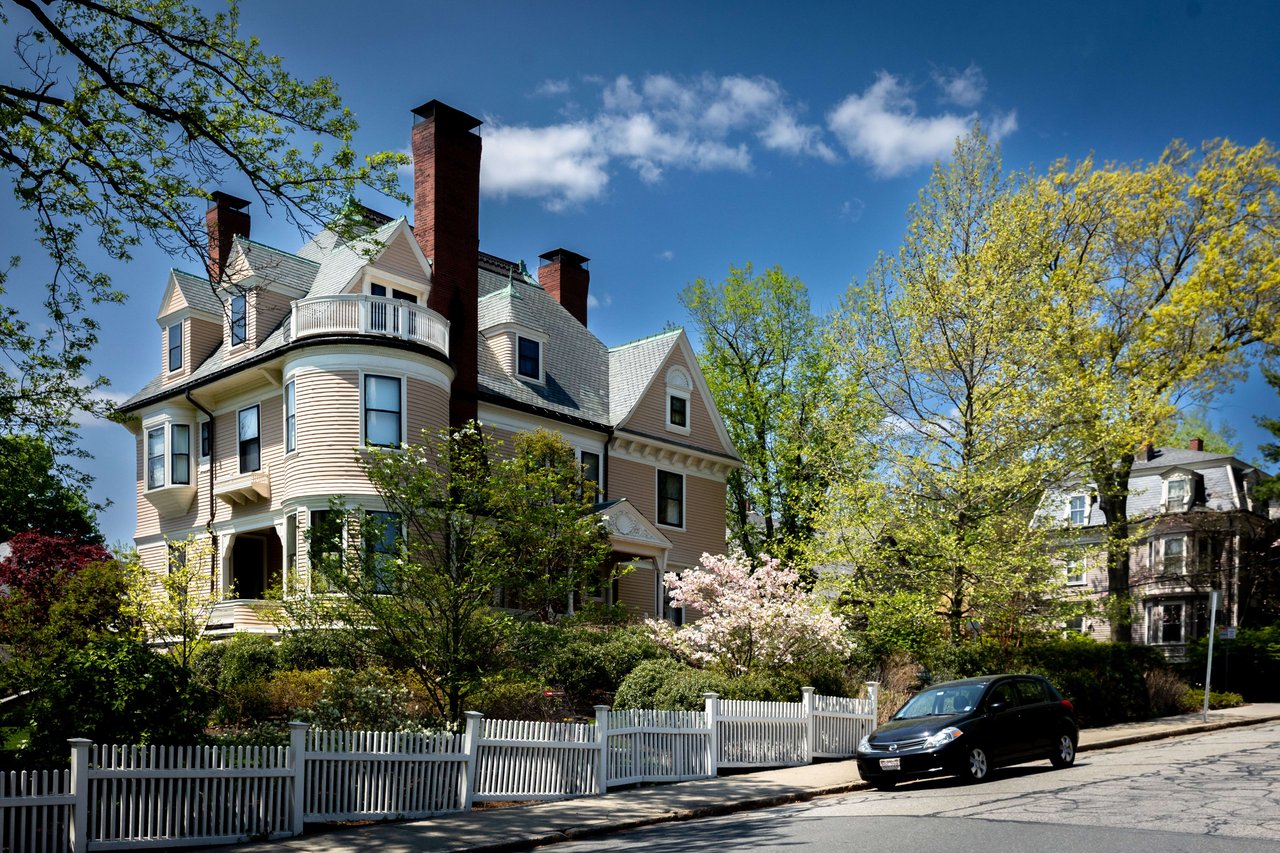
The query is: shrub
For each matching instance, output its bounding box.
[1183,624,1280,701]
[265,669,331,719]
[541,625,671,708]
[613,659,694,709]
[298,668,421,731]
[276,630,370,671]
[653,667,730,711]
[1146,669,1191,716]
[1180,688,1246,712]
[470,678,569,722]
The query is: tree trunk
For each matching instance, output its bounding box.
[1094,453,1135,643]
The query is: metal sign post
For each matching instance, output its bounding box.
[1202,590,1219,723]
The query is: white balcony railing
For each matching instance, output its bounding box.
[289,294,449,354]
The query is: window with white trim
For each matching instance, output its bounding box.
[284,379,296,453]
[1068,495,1087,525]
[1165,474,1193,512]
[230,294,247,346]
[171,424,191,485]
[580,450,601,502]
[167,322,183,371]
[1162,536,1186,575]
[665,366,692,434]
[517,336,542,381]
[238,405,260,473]
[363,374,402,447]
[657,470,684,528]
[146,427,166,490]
[1065,558,1085,586]
[199,421,210,460]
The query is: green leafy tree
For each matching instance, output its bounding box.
[681,264,866,566]
[1160,406,1240,455]
[1037,139,1280,641]
[0,435,99,541]
[122,536,218,687]
[0,0,406,485]
[825,128,1081,646]
[284,425,613,725]
[1254,357,1280,501]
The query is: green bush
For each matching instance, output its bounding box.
[614,659,693,709]
[1180,688,1246,712]
[1184,624,1280,701]
[469,677,568,721]
[276,630,370,671]
[297,668,421,731]
[653,667,730,711]
[541,625,670,707]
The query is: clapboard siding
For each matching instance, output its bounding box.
[372,233,430,285]
[406,377,450,445]
[189,316,223,368]
[617,563,658,617]
[607,456,725,567]
[283,369,365,498]
[623,346,727,457]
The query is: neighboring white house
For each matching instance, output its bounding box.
[1043,439,1275,659]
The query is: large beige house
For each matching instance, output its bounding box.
[119,100,740,635]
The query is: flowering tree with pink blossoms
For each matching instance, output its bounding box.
[647,552,851,675]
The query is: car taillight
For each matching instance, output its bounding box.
[1060,699,1074,713]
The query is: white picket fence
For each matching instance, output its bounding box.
[0,683,877,852]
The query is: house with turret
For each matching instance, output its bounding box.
[118,100,740,635]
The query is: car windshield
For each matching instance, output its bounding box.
[894,684,982,719]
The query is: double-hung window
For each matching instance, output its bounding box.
[167,322,183,371]
[658,470,684,528]
[517,336,541,381]
[1163,537,1185,575]
[1065,559,1085,586]
[284,380,296,453]
[1167,477,1188,511]
[365,510,400,593]
[238,405,260,473]
[230,294,247,346]
[364,375,402,447]
[146,427,166,489]
[580,451,601,502]
[171,424,191,485]
[1068,495,1086,525]
[199,421,211,460]
[668,394,688,429]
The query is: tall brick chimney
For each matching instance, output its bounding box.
[411,100,482,427]
[1189,436,1204,452]
[206,192,250,282]
[539,248,590,326]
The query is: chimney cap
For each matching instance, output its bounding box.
[208,191,251,212]
[539,247,590,267]
[410,99,482,132]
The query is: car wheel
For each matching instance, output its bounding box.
[963,746,990,783]
[1050,733,1076,769]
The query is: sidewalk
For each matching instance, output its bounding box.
[220,703,1280,853]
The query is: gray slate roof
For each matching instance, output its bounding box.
[607,331,680,425]
[171,270,225,316]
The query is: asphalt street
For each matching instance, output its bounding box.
[537,723,1280,852]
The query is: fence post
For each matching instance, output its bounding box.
[865,681,880,725]
[288,722,308,836]
[67,738,91,853]
[802,687,816,763]
[460,711,483,811]
[703,692,720,777]
[594,705,611,795]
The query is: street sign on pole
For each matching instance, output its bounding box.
[1202,590,1220,723]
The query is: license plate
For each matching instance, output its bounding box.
[879,758,900,771]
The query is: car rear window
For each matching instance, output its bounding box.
[1016,679,1048,704]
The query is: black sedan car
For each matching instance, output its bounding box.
[855,674,1077,788]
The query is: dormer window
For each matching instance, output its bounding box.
[230,294,247,346]
[665,366,692,435]
[1068,495,1087,525]
[517,336,542,381]
[1164,473,1194,512]
[167,322,183,371]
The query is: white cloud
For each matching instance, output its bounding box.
[534,79,571,97]
[586,292,613,309]
[481,72,834,210]
[828,71,1013,178]
[839,198,866,223]
[481,123,610,210]
[658,250,674,261]
[933,64,986,107]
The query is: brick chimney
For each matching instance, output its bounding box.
[539,248,590,326]
[1189,436,1204,452]
[411,100,482,427]
[206,192,250,282]
[1137,442,1154,461]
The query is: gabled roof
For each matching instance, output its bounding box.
[607,330,681,425]
[307,218,408,298]
[232,237,319,293]
[165,270,225,318]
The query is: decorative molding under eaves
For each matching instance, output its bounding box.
[611,434,734,481]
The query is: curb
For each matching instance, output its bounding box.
[456,714,1280,853]
[1078,713,1280,753]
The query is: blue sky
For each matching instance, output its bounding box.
[3,0,1279,545]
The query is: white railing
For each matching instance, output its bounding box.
[289,294,449,354]
[10,684,877,851]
